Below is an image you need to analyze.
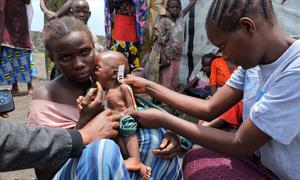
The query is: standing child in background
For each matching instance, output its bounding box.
[0,0,36,95]
[40,0,72,80]
[145,0,198,91]
[71,0,103,52]
[78,51,152,179]
[104,0,147,72]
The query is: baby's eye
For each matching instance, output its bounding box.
[95,65,100,71]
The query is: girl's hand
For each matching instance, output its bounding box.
[77,82,106,129]
[120,74,151,94]
[125,108,165,129]
[153,131,181,159]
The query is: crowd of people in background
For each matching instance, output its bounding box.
[1,0,300,179]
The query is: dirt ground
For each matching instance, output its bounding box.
[0,52,47,180]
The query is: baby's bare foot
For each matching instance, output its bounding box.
[140,163,151,180]
[124,157,141,171]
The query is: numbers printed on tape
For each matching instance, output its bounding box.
[118,64,125,81]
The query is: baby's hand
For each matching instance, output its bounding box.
[76,96,85,111]
[77,82,106,128]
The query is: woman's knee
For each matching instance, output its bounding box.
[79,139,123,167]
[88,139,119,151]
[137,128,165,151]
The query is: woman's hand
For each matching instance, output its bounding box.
[77,82,105,129]
[79,110,122,145]
[126,108,165,129]
[153,131,181,160]
[120,74,151,94]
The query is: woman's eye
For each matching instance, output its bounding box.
[62,55,72,61]
[81,48,91,56]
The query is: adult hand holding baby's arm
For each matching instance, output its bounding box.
[76,82,105,129]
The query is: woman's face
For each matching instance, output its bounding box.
[49,31,95,83]
[206,20,264,70]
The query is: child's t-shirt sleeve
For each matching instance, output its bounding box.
[250,70,300,145]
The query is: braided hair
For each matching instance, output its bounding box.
[206,0,276,32]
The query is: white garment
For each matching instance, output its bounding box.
[26,3,34,30]
[227,40,300,179]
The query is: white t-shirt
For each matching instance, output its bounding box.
[227,40,300,179]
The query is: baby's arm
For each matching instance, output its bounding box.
[120,84,134,110]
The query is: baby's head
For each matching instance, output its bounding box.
[71,0,91,25]
[167,0,182,19]
[201,53,216,77]
[94,51,129,90]
[205,0,277,69]
[43,16,95,83]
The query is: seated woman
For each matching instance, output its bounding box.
[26,17,182,179]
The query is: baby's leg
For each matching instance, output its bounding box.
[123,134,151,179]
[117,137,129,159]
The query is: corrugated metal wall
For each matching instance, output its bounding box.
[179,0,300,84]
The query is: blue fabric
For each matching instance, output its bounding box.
[0,46,37,85]
[53,139,130,180]
[53,129,183,180]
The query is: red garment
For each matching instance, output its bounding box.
[209,57,241,127]
[220,101,243,128]
[113,14,137,42]
[209,58,234,86]
[0,0,31,48]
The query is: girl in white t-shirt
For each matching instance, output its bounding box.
[122,0,299,179]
